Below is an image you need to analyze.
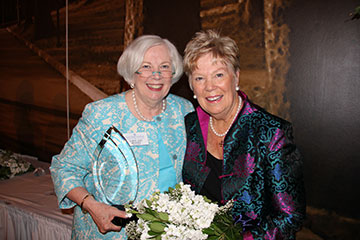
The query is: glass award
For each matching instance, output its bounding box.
[92,126,139,226]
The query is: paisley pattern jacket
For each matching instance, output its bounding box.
[182,91,305,240]
[50,92,193,239]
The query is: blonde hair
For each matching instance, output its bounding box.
[183,30,241,88]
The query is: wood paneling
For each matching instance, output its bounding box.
[0,29,92,162]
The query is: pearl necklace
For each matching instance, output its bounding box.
[209,96,242,137]
[132,90,166,122]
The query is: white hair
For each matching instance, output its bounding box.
[117,35,183,85]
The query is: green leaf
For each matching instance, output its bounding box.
[158,212,169,222]
[146,208,160,219]
[212,223,223,234]
[127,209,139,214]
[149,222,166,233]
[153,235,161,240]
[203,195,212,203]
[147,230,160,236]
[137,213,158,221]
[207,236,219,240]
[146,199,153,207]
[203,227,215,235]
[167,186,174,192]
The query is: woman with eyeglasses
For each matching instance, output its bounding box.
[50,35,193,239]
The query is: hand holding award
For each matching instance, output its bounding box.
[92,126,139,227]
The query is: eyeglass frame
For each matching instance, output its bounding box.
[135,64,175,78]
[135,70,175,78]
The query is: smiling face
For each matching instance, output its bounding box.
[191,53,239,120]
[134,44,173,105]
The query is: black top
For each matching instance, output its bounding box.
[200,151,223,205]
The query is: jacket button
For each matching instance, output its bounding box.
[173,154,177,160]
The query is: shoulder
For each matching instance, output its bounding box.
[167,94,194,114]
[243,100,291,130]
[167,93,192,106]
[240,101,297,146]
[85,93,125,109]
[82,93,125,119]
[184,111,199,135]
[185,110,197,124]
[76,93,130,131]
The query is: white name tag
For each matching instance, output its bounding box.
[123,132,149,146]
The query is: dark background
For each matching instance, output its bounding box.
[143,0,201,106]
[285,0,360,219]
[1,0,359,222]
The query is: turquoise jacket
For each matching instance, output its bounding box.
[50,91,193,239]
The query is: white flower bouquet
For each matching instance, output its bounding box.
[0,149,34,180]
[125,182,242,240]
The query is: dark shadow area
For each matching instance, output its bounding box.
[15,80,37,156]
[143,0,201,107]
[285,0,360,222]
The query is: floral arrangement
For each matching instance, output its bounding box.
[125,182,242,240]
[0,149,34,180]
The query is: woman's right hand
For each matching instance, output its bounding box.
[82,195,128,234]
[67,187,128,234]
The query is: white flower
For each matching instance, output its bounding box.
[125,182,240,240]
[138,219,151,240]
[0,150,33,180]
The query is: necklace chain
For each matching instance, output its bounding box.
[209,96,242,137]
[132,90,166,122]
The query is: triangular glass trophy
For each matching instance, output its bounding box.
[92,126,139,226]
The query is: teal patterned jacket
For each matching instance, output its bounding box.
[182,91,305,240]
[50,92,193,239]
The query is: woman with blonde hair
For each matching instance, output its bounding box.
[182,30,305,239]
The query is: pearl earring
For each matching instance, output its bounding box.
[130,83,134,89]
[193,95,197,99]
[236,86,240,91]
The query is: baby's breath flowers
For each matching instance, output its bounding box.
[0,149,34,180]
[125,182,242,240]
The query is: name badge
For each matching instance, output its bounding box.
[123,132,149,146]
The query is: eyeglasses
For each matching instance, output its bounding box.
[135,64,174,78]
